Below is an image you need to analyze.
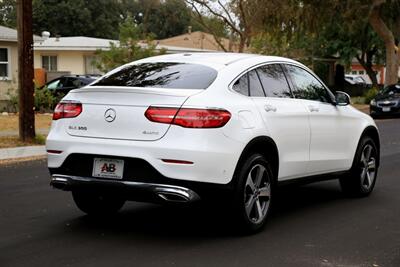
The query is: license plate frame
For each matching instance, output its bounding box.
[92,158,124,179]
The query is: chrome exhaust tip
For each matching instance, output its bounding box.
[155,187,200,203]
[50,177,70,190]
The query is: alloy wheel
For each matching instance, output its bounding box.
[244,164,271,224]
[360,144,376,191]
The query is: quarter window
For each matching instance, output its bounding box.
[285,65,332,103]
[256,64,292,98]
[232,73,249,96]
[0,48,9,79]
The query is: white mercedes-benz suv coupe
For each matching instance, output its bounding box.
[47,53,380,232]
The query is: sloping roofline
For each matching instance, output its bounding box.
[0,25,42,42]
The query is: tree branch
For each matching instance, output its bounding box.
[189,3,228,52]
[369,0,394,45]
[186,0,243,37]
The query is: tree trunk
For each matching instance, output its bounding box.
[357,54,379,88]
[238,38,245,53]
[386,44,399,85]
[365,66,379,88]
[17,0,35,142]
[369,0,399,86]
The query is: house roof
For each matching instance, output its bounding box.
[138,42,216,53]
[34,36,214,53]
[0,25,42,42]
[157,31,236,52]
[34,36,118,51]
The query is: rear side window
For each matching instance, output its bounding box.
[248,70,265,97]
[92,62,217,89]
[256,64,292,98]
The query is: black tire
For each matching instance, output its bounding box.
[231,153,275,233]
[340,136,379,197]
[72,189,125,216]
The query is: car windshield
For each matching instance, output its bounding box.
[381,84,400,95]
[91,62,218,89]
[46,79,60,90]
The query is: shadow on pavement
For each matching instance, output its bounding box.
[62,180,347,239]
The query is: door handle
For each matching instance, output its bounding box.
[308,105,319,112]
[264,104,277,112]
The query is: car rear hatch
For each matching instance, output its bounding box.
[63,87,201,141]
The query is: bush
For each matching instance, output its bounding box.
[351,96,366,105]
[6,87,61,113]
[34,87,59,112]
[34,134,46,145]
[6,88,18,112]
[363,87,379,104]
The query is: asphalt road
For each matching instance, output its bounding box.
[1,119,400,267]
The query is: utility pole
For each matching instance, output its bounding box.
[17,0,35,141]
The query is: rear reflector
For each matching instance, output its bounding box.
[162,159,194,164]
[47,150,62,154]
[53,101,82,120]
[145,107,231,128]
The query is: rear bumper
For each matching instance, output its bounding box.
[51,174,201,203]
[46,123,245,184]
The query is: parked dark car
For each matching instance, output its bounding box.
[370,84,400,117]
[43,75,99,96]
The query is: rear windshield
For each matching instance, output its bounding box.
[91,62,217,89]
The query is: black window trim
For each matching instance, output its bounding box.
[281,62,336,105]
[229,61,294,99]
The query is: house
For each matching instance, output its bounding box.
[0,25,44,109]
[157,30,237,52]
[347,58,385,85]
[0,25,18,105]
[34,36,118,81]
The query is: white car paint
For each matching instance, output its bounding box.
[47,53,377,185]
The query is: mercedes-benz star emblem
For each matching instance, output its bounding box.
[104,108,116,123]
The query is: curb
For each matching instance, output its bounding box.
[0,146,46,160]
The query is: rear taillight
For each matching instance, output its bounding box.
[53,101,82,120]
[145,106,231,128]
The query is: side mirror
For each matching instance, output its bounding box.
[335,91,350,106]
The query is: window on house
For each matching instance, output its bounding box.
[359,70,365,75]
[85,55,102,75]
[42,55,58,71]
[351,71,357,75]
[0,48,9,79]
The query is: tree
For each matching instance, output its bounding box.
[1,0,223,40]
[369,0,400,85]
[0,0,17,28]
[250,0,387,87]
[186,0,283,52]
[32,0,122,39]
[94,15,166,72]
[120,0,194,40]
[310,6,384,87]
